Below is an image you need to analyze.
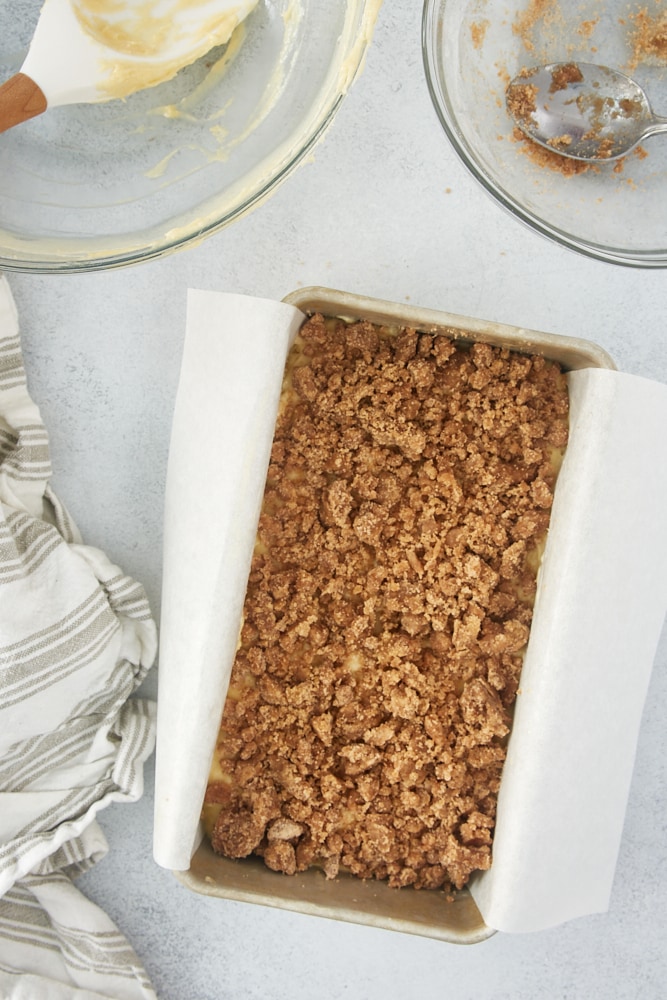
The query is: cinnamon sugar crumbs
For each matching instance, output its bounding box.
[577,18,599,39]
[205,315,569,894]
[506,78,539,127]
[511,126,597,175]
[471,19,490,50]
[505,4,657,175]
[512,0,560,52]
[628,8,667,71]
[548,62,583,92]
[547,134,574,149]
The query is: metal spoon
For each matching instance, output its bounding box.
[506,61,667,162]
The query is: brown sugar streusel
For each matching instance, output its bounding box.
[204,314,569,894]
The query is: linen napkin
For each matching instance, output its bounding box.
[0,276,157,1000]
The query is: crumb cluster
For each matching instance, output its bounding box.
[511,126,596,174]
[629,8,667,70]
[505,77,539,127]
[548,62,583,92]
[205,315,569,894]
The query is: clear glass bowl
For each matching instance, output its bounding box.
[422,0,667,267]
[0,0,378,272]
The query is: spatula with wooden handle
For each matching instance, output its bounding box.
[0,0,258,134]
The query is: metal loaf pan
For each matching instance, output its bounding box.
[175,287,615,944]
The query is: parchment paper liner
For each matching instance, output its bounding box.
[154,288,667,938]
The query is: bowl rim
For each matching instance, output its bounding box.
[0,0,379,274]
[0,98,344,275]
[421,0,667,269]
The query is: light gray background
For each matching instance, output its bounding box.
[6,2,667,997]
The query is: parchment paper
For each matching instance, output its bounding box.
[153,290,667,933]
[471,366,667,931]
[153,290,304,870]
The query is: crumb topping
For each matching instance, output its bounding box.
[205,314,569,894]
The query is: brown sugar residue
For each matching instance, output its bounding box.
[612,145,649,173]
[615,144,649,174]
[506,80,539,127]
[204,314,569,895]
[577,18,599,39]
[547,134,574,149]
[595,136,616,158]
[514,128,647,174]
[506,2,660,176]
[619,96,644,116]
[511,127,597,174]
[471,19,490,49]
[512,0,560,52]
[549,61,583,92]
[497,63,511,87]
[628,8,667,70]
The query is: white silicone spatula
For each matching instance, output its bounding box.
[0,0,257,134]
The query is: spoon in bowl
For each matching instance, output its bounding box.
[506,61,667,162]
[0,0,258,134]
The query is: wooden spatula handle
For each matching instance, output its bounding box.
[0,73,47,134]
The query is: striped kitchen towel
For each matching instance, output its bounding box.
[0,276,158,1000]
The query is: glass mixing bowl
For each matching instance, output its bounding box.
[422,0,667,267]
[0,0,379,272]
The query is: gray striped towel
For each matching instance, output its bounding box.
[0,276,158,999]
